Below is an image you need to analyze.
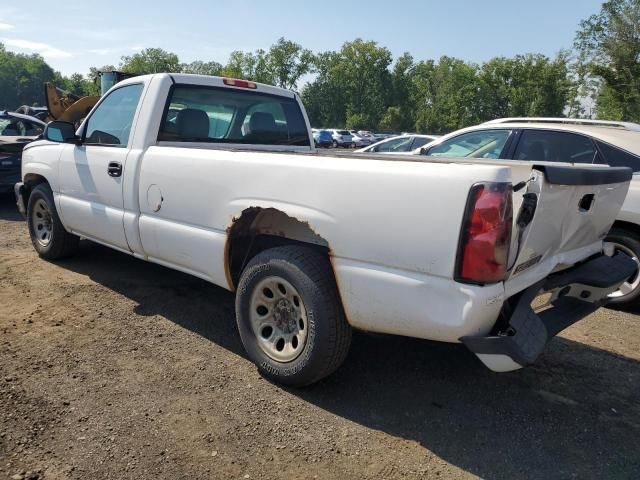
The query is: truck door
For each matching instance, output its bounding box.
[57,83,144,251]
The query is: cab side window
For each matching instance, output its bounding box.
[426,130,511,159]
[84,84,144,147]
[514,130,598,164]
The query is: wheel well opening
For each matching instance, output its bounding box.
[611,220,640,239]
[21,174,49,204]
[23,174,48,188]
[225,207,330,290]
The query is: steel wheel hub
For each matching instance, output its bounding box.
[604,241,640,299]
[31,199,53,247]
[249,276,308,363]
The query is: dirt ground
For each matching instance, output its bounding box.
[0,192,639,480]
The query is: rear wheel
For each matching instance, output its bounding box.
[27,183,78,260]
[235,246,351,387]
[604,227,640,309]
[332,140,338,148]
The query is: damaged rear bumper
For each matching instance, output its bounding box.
[461,253,637,372]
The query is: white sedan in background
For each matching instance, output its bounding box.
[349,130,373,147]
[355,134,439,153]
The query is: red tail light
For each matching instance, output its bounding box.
[223,78,257,89]
[456,182,513,284]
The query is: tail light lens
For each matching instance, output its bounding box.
[456,182,513,284]
[223,78,257,89]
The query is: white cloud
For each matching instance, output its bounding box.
[0,22,14,31]
[87,48,112,55]
[2,38,72,59]
[129,45,143,52]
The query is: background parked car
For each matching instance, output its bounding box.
[14,105,49,121]
[373,133,395,141]
[329,129,353,148]
[357,130,378,144]
[349,130,373,148]
[0,111,45,193]
[355,134,439,153]
[416,117,640,308]
[312,129,333,148]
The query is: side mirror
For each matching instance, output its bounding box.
[44,121,78,143]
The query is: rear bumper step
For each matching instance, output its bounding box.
[461,253,636,372]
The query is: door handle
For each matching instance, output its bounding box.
[107,161,122,177]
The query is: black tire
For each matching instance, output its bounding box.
[605,227,640,309]
[27,183,79,260]
[332,140,338,148]
[235,246,352,387]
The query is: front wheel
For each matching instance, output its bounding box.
[235,246,351,387]
[604,228,640,309]
[27,183,79,260]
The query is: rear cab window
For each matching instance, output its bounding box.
[158,85,310,147]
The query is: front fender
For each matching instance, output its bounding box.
[21,143,64,193]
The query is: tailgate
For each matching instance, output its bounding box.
[504,165,632,295]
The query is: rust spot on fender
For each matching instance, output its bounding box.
[224,206,330,291]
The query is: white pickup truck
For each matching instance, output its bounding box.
[15,74,636,386]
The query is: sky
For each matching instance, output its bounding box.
[0,0,604,76]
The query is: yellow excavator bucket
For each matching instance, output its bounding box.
[58,96,100,123]
[44,82,99,124]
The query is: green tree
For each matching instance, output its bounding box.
[378,106,403,131]
[265,37,314,90]
[575,0,640,121]
[300,51,347,127]
[88,65,116,82]
[302,39,392,129]
[334,39,392,128]
[222,49,273,84]
[410,57,481,134]
[120,48,181,74]
[54,72,99,97]
[181,60,223,76]
[0,43,56,108]
[389,52,416,131]
[478,53,574,119]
